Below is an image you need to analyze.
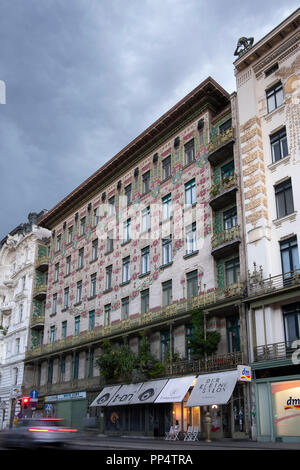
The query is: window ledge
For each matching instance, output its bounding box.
[263,102,285,121]
[160,262,173,270]
[87,295,97,301]
[273,211,297,227]
[105,249,114,255]
[90,258,98,264]
[183,250,199,260]
[120,280,131,287]
[268,155,291,172]
[103,288,113,294]
[121,239,131,247]
[73,302,82,307]
[139,271,150,279]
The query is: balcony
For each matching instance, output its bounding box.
[33,284,47,300]
[166,351,243,376]
[26,283,245,360]
[253,341,297,363]
[31,315,45,330]
[0,301,13,314]
[211,225,241,258]
[207,127,235,166]
[209,173,238,210]
[35,255,49,272]
[247,267,300,299]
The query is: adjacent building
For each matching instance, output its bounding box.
[234,8,300,442]
[0,212,50,429]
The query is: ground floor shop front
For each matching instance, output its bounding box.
[254,365,300,442]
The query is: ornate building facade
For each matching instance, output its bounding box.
[234,8,300,442]
[23,77,251,438]
[0,213,50,429]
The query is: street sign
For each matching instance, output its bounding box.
[31,402,37,409]
[30,389,39,400]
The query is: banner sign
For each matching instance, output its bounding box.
[185,370,238,407]
[90,386,121,407]
[130,379,168,404]
[155,376,196,403]
[107,383,143,406]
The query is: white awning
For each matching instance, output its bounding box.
[155,376,196,403]
[130,379,168,404]
[185,370,238,407]
[107,382,143,406]
[90,385,121,407]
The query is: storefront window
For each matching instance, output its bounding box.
[257,383,271,437]
[271,380,300,438]
[233,385,245,432]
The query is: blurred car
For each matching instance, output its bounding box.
[0,418,78,449]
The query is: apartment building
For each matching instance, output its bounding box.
[234,8,300,442]
[23,76,251,438]
[0,213,50,429]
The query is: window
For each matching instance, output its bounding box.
[92,238,98,261]
[68,226,73,244]
[275,178,294,219]
[54,263,59,282]
[225,258,240,285]
[50,326,55,343]
[266,82,284,113]
[283,303,300,347]
[48,359,53,384]
[160,330,170,362]
[186,222,197,254]
[162,236,172,265]
[18,304,23,323]
[141,289,149,314]
[75,316,80,336]
[219,118,232,134]
[89,310,95,330]
[123,218,131,242]
[162,155,171,180]
[270,127,288,162]
[80,217,86,236]
[121,297,129,320]
[142,206,151,232]
[280,237,300,281]
[223,207,237,230]
[104,304,111,326]
[73,352,79,379]
[125,184,132,206]
[64,287,69,309]
[226,315,240,353]
[13,367,18,385]
[15,338,20,355]
[185,179,196,206]
[221,160,234,180]
[107,230,114,253]
[76,281,82,303]
[93,207,99,226]
[22,275,26,290]
[109,196,115,216]
[88,348,94,377]
[52,294,57,315]
[78,247,84,269]
[122,256,130,283]
[66,256,71,276]
[62,321,67,339]
[185,325,193,360]
[187,270,198,298]
[142,171,150,194]
[60,356,65,380]
[106,265,112,290]
[162,280,172,307]
[162,193,172,220]
[90,273,97,297]
[141,246,150,274]
[56,234,61,252]
[184,139,195,165]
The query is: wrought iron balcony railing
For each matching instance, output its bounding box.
[248,268,300,298]
[207,127,235,158]
[211,225,241,250]
[253,341,298,363]
[209,173,238,200]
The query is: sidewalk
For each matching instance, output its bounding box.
[74,433,300,450]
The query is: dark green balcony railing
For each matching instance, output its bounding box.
[211,225,241,249]
[208,127,235,155]
[209,173,237,200]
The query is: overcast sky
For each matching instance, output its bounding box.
[0,0,298,240]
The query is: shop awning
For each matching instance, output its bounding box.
[90,385,121,407]
[106,382,144,406]
[155,376,196,403]
[130,379,168,404]
[185,370,238,407]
